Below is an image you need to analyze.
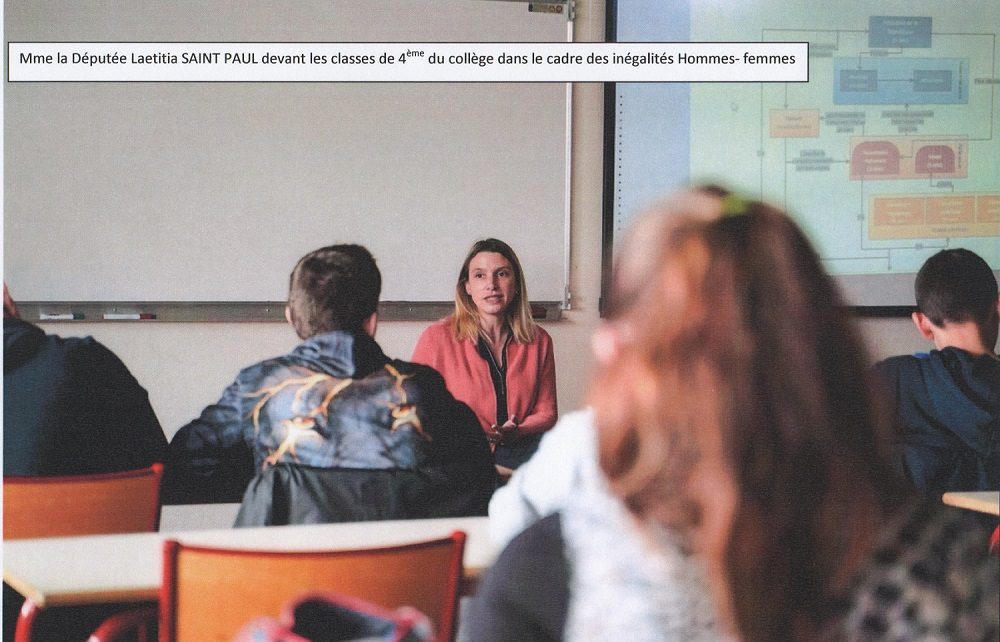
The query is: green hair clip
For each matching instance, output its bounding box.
[720,193,749,217]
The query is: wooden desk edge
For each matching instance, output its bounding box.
[3,517,493,607]
[3,570,46,608]
[941,491,1000,517]
[4,569,160,609]
[3,564,487,608]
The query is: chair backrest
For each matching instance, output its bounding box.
[161,530,466,642]
[2,463,163,539]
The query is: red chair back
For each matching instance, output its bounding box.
[3,463,163,539]
[160,530,466,642]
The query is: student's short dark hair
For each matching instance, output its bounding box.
[287,245,381,339]
[915,248,998,328]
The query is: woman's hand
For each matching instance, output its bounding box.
[489,416,519,448]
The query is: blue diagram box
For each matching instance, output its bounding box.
[869,16,932,48]
[834,58,967,105]
[913,70,952,92]
[840,69,878,92]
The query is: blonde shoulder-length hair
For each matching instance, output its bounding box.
[450,238,537,344]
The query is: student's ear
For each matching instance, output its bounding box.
[284,305,293,326]
[3,283,19,319]
[911,311,936,341]
[362,312,378,338]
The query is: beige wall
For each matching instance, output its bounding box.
[33,0,930,440]
[36,316,927,441]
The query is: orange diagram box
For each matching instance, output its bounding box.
[769,110,820,138]
[926,196,975,224]
[850,136,967,180]
[869,193,1000,239]
[872,197,925,225]
[979,195,1000,222]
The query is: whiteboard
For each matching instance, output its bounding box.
[4,1,570,303]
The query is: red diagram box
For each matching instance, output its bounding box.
[850,136,967,180]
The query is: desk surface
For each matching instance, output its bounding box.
[159,503,241,532]
[3,516,494,609]
[942,491,1000,516]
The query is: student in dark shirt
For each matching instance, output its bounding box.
[3,283,166,476]
[874,249,999,493]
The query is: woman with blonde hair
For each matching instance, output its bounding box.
[413,238,556,470]
[469,188,998,640]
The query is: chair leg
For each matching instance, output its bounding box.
[14,599,40,642]
[87,605,159,642]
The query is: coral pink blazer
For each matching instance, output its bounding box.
[412,318,557,437]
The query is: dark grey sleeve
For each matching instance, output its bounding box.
[464,513,569,641]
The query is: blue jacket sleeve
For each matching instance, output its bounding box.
[163,379,255,504]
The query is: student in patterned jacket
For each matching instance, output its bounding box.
[165,244,496,525]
